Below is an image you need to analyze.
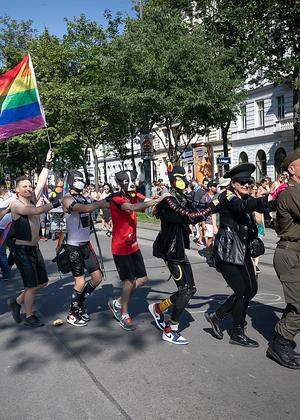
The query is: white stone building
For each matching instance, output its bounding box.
[230,82,294,181]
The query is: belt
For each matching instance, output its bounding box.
[277,241,300,252]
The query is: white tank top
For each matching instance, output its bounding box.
[65,194,91,246]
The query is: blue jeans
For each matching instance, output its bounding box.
[0,245,10,278]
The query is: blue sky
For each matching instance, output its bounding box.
[1,0,136,37]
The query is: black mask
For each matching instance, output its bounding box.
[115,170,138,195]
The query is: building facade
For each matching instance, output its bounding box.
[230,82,294,180]
[85,82,293,187]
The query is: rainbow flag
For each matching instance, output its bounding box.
[0,54,46,141]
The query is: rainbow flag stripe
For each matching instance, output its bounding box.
[0,55,46,141]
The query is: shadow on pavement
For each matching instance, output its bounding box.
[0,263,170,372]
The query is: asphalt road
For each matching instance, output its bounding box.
[0,227,299,420]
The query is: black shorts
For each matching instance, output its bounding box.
[14,245,48,288]
[113,250,147,282]
[65,243,100,277]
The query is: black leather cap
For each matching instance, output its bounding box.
[224,163,256,181]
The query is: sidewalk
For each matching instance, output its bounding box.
[138,222,278,267]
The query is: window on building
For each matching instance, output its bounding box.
[274,147,287,175]
[277,96,285,120]
[257,100,265,126]
[256,150,267,180]
[241,105,247,130]
[239,152,248,163]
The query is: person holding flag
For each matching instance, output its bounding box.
[8,150,61,328]
[0,54,61,327]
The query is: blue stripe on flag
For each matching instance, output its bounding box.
[0,102,42,126]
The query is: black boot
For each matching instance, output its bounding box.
[204,311,223,339]
[266,333,300,369]
[230,326,259,348]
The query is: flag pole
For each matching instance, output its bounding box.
[45,126,52,149]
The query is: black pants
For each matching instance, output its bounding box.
[166,259,196,323]
[216,253,257,329]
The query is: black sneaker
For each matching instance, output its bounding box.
[24,315,44,328]
[230,327,259,348]
[8,298,22,323]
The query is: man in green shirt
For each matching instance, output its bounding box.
[267,149,300,369]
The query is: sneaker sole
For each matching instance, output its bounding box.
[66,319,87,327]
[266,347,300,369]
[162,335,189,345]
[108,301,122,322]
[204,312,223,340]
[148,304,165,331]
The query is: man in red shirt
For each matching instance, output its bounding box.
[107,170,166,331]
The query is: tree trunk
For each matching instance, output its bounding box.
[90,144,99,191]
[103,147,108,183]
[221,120,231,172]
[129,125,137,172]
[293,67,300,149]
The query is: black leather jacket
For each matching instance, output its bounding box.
[214,191,275,265]
[153,195,217,262]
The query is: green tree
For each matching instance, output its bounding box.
[108,2,244,164]
[0,15,36,69]
[198,0,300,148]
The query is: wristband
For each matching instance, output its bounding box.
[44,161,51,169]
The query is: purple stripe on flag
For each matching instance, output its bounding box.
[0,115,46,141]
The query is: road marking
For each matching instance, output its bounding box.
[253,293,282,303]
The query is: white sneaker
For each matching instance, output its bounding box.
[148,303,166,330]
[162,327,189,345]
[67,313,87,327]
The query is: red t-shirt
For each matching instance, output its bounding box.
[109,193,145,255]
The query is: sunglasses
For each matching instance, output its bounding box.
[238,180,254,186]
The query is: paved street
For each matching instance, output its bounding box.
[0,225,299,420]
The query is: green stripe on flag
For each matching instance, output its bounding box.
[0,89,39,111]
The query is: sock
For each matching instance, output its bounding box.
[71,289,83,313]
[170,321,179,332]
[82,281,96,298]
[164,321,178,333]
[158,298,173,312]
